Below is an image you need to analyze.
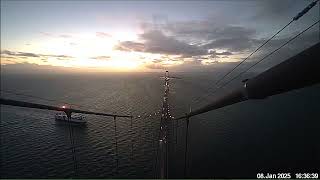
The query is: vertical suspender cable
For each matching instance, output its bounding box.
[175,116,179,174]
[183,117,190,178]
[175,118,178,146]
[176,118,178,145]
[149,114,156,177]
[67,116,77,178]
[170,116,174,177]
[150,114,156,177]
[173,116,178,177]
[154,116,162,178]
[113,116,119,175]
[130,116,133,161]
[166,121,171,178]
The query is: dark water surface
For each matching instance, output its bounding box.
[1,72,319,178]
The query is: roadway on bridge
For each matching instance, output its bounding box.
[158,72,171,178]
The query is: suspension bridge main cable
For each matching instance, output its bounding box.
[208,19,320,98]
[189,0,319,107]
[1,90,93,110]
[1,89,122,115]
[4,90,138,118]
[1,89,135,118]
[175,19,320,121]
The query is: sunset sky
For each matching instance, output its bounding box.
[1,0,319,72]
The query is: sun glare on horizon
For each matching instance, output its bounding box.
[1,30,147,71]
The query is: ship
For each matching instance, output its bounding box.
[54,112,86,124]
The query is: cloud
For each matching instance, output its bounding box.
[142,30,208,56]
[40,32,72,38]
[164,21,260,52]
[114,28,236,66]
[208,50,233,58]
[143,14,318,54]
[115,12,317,72]
[1,50,74,60]
[18,52,40,57]
[90,55,111,61]
[40,32,54,37]
[113,27,241,71]
[142,29,317,71]
[1,50,40,57]
[136,18,265,54]
[59,34,72,38]
[115,41,145,51]
[115,30,210,57]
[47,54,73,59]
[166,21,255,39]
[144,63,167,70]
[215,51,233,56]
[96,32,112,38]
[202,37,262,52]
